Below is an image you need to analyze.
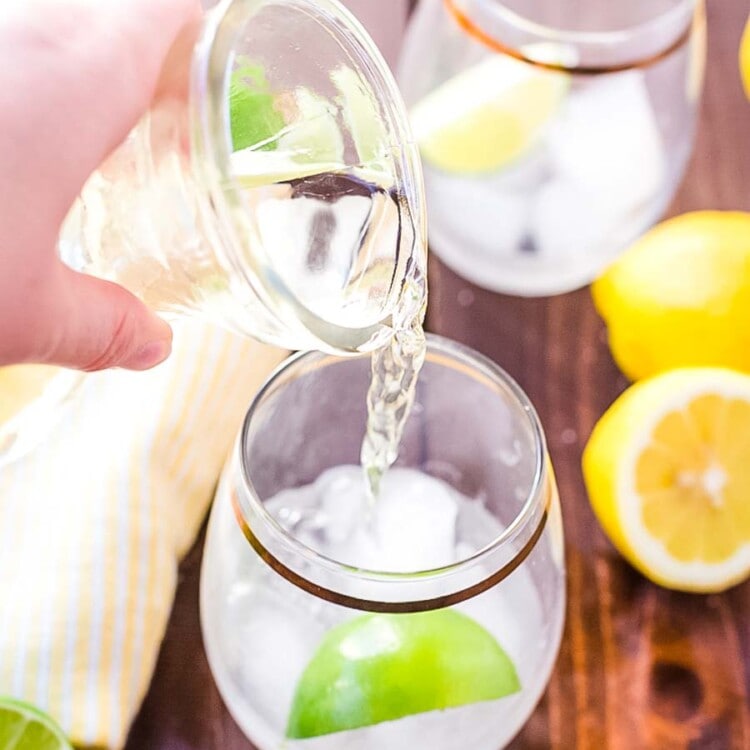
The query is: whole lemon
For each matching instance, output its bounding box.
[592,211,750,381]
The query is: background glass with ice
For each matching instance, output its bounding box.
[398,0,705,296]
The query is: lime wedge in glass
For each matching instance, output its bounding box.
[229,61,285,152]
[410,55,568,174]
[0,698,73,750]
[229,61,351,187]
[286,609,521,739]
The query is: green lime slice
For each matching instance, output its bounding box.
[0,698,73,750]
[229,61,285,152]
[286,609,520,739]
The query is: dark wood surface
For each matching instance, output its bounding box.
[126,2,750,748]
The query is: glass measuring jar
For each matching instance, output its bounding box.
[398,0,705,296]
[59,0,426,354]
[201,335,566,749]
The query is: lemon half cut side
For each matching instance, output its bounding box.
[583,368,750,593]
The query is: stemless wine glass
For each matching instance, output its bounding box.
[201,335,565,750]
[398,0,706,296]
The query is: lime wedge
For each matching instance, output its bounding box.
[410,55,568,174]
[229,61,285,152]
[229,68,348,187]
[286,609,520,739]
[0,698,72,750]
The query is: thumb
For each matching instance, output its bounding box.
[34,265,173,372]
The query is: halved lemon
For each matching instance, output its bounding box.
[583,368,750,593]
[410,55,568,174]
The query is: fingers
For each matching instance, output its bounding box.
[5,264,174,371]
[0,0,202,370]
[0,0,200,371]
[0,0,203,225]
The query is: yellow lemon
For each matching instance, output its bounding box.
[410,55,568,174]
[740,14,750,100]
[592,211,750,382]
[583,368,750,593]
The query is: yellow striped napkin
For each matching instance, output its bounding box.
[0,322,287,749]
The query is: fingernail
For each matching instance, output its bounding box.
[122,338,173,371]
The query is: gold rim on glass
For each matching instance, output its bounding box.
[233,334,552,614]
[444,0,702,75]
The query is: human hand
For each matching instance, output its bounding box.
[0,0,202,371]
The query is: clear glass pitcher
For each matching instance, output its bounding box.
[60,0,426,354]
[398,0,705,296]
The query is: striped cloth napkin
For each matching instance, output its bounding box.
[0,322,287,749]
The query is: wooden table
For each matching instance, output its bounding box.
[126,2,750,747]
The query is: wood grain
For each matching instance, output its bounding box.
[126,1,750,748]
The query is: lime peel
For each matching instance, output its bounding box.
[286,609,520,739]
[0,697,73,750]
[229,60,285,152]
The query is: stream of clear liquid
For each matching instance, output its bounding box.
[235,159,430,502]
[360,285,427,501]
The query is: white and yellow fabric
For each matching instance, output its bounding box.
[0,322,287,749]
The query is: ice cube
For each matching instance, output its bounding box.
[371,468,459,572]
[232,595,324,733]
[425,160,539,262]
[311,467,460,573]
[457,576,543,686]
[530,71,670,263]
[544,70,666,215]
[530,178,635,260]
[289,700,525,750]
[316,464,368,544]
